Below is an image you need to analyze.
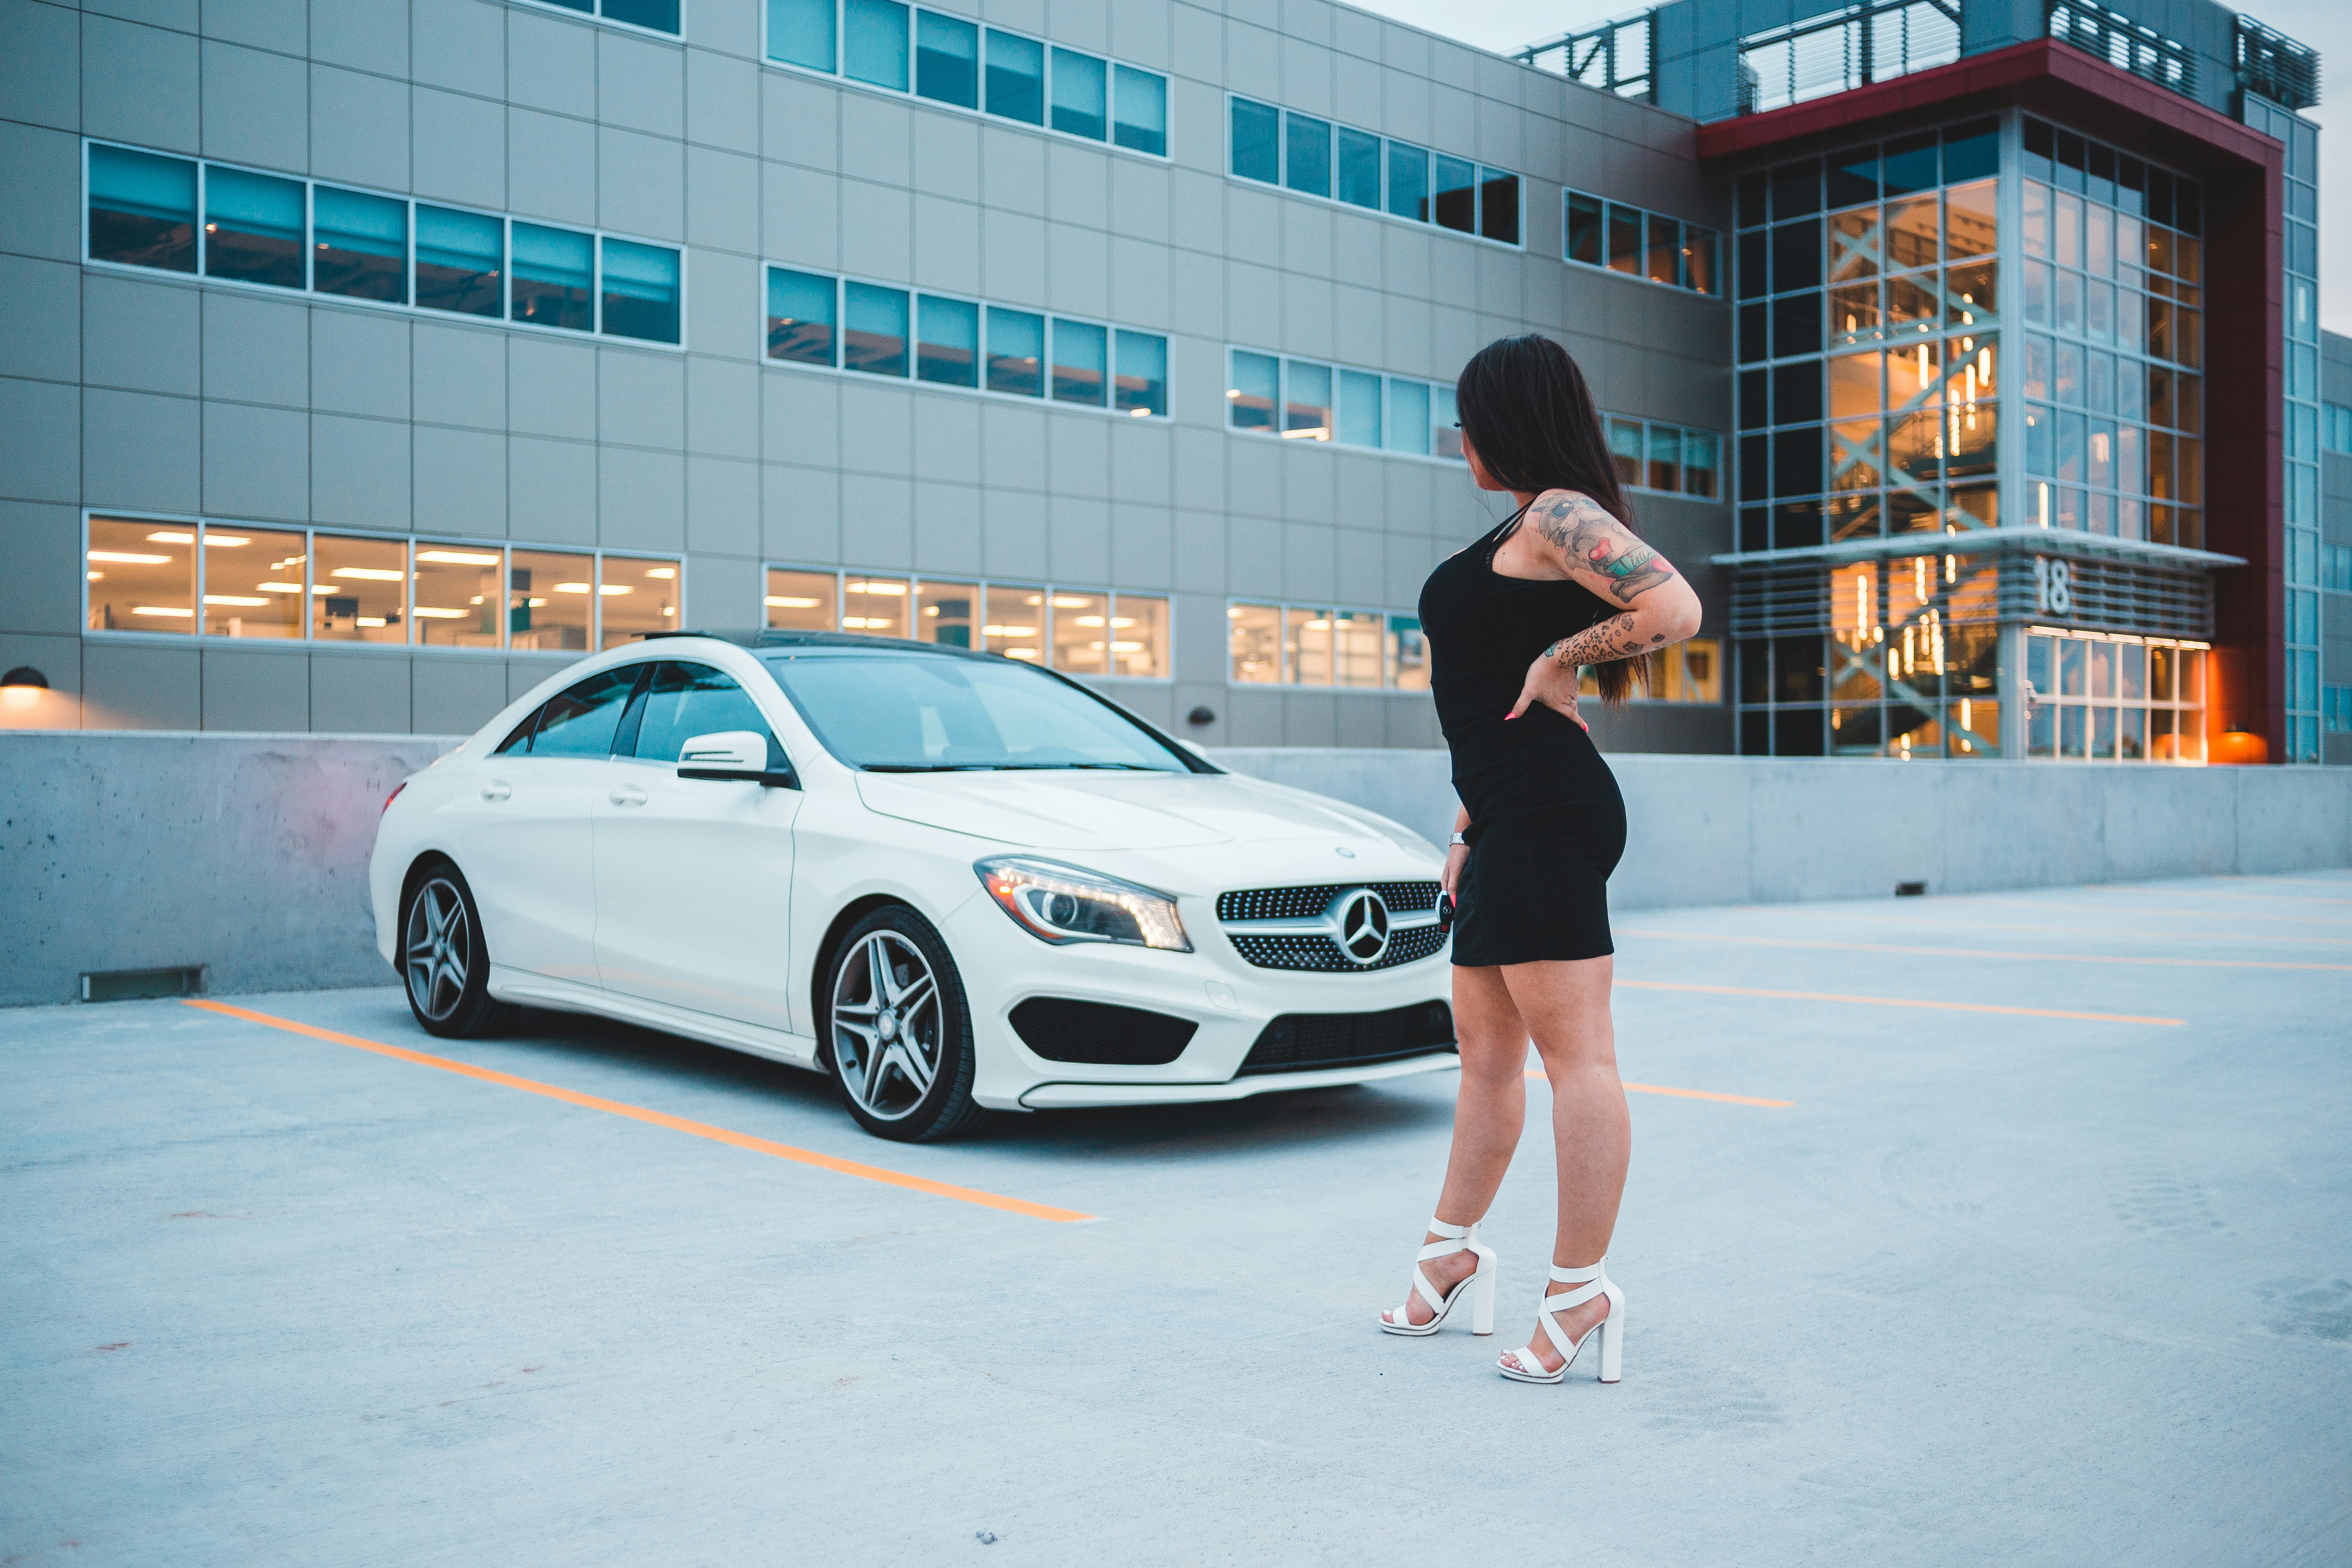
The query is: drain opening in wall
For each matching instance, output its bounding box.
[1894,882,1927,898]
[82,966,207,1003]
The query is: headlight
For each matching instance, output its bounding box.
[975,857,1191,952]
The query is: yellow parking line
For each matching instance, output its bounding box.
[1611,980,2183,1026]
[1619,928,2352,974]
[1523,1069,1790,1109]
[184,1000,1095,1223]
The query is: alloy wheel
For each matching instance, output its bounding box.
[404,877,471,1024]
[830,930,943,1122]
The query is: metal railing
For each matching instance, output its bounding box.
[1515,10,1658,102]
[2046,0,2195,98]
[2234,15,2320,109]
[1735,0,1962,114]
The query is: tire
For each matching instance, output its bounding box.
[821,905,988,1143]
[400,861,521,1039]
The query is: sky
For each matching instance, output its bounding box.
[1348,0,2351,336]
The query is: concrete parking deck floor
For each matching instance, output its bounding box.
[5,871,2349,1566]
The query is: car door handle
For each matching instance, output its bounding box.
[609,783,649,807]
[481,781,511,802]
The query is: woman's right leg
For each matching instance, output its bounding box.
[1387,964,1528,1326]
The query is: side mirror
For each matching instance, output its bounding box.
[677,731,796,788]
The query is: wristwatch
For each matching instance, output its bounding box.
[1448,831,1467,846]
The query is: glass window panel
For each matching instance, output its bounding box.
[1566,192,1603,265]
[766,266,837,365]
[1645,213,1679,285]
[841,574,911,638]
[1433,155,1476,233]
[1050,48,1106,141]
[983,584,1046,662]
[1826,147,1877,210]
[843,281,910,376]
[1387,613,1428,690]
[1479,171,1519,245]
[525,667,641,759]
[88,144,197,273]
[510,222,593,332]
[597,555,680,646]
[204,165,305,289]
[1608,417,1643,488]
[1050,317,1106,405]
[1228,349,1278,432]
[632,662,784,767]
[1385,379,1430,455]
[1947,259,1994,328]
[916,294,980,387]
[1286,113,1332,198]
[1336,368,1382,447]
[1387,142,1429,221]
[915,10,979,107]
[603,0,680,31]
[986,29,1044,123]
[197,525,305,640]
[1336,128,1382,210]
[2086,204,2113,276]
[86,517,195,634]
[1332,609,1383,687]
[1683,432,1719,498]
[312,186,407,304]
[985,306,1044,396]
[1606,202,1642,273]
[1685,227,1718,294]
[411,543,505,646]
[414,205,502,317]
[600,237,679,343]
[1228,603,1282,682]
[1284,360,1332,440]
[1829,207,1880,283]
[1230,95,1279,182]
[1830,282,1880,346]
[506,548,594,652]
[1112,66,1167,156]
[1771,217,1819,292]
[312,533,408,642]
[765,567,838,632]
[769,0,836,70]
[1107,593,1167,678]
[1286,607,1334,685]
[1048,589,1109,674]
[1885,195,1938,271]
[1109,329,1164,416]
[916,578,977,646]
[1645,425,1681,492]
[1886,271,1937,338]
[1433,385,1461,459]
[844,0,909,90]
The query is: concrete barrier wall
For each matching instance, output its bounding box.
[3,732,2346,1007]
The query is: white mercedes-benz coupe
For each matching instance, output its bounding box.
[369,631,1458,1141]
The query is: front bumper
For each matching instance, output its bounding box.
[939,888,1456,1112]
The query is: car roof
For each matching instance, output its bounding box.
[640,629,997,662]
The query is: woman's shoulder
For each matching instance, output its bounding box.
[1522,488,1620,550]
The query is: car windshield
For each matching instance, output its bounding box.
[759,650,1196,772]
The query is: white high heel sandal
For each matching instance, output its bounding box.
[1498,1260,1624,1384]
[1377,1216,1496,1336]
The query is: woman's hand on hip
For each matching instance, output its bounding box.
[1504,650,1589,730]
[1442,842,1468,898]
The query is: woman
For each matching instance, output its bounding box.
[1377,335,1702,1385]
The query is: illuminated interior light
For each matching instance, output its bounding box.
[146,530,195,544]
[1005,647,1039,659]
[643,567,675,579]
[597,585,631,595]
[1050,596,1091,609]
[983,624,1038,637]
[527,597,548,608]
[662,606,675,616]
[416,549,501,565]
[765,596,822,609]
[356,616,387,627]
[1131,407,1150,416]
[553,582,592,593]
[1073,616,1107,627]
[332,567,405,581]
[412,607,466,619]
[89,551,172,565]
[468,596,484,605]
[256,582,305,593]
[132,606,193,617]
[203,594,270,606]
[87,571,103,581]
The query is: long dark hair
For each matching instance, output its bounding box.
[1455,334,1648,704]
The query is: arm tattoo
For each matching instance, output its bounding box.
[1542,612,1653,668]
[1527,490,1679,605]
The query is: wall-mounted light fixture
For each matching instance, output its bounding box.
[1,666,49,709]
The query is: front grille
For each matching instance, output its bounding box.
[1240,1001,1456,1075]
[1227,924,1449,973]
[1216,881,1441,922]
[1009,998,1197,1066]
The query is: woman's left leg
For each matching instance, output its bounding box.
[1494,954,1629,1375]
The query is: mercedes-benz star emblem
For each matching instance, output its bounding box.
[1336,889,1391,966]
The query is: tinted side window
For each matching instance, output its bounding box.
[633,662,787,769]
[493,711,538,754]
[527,667,642,757]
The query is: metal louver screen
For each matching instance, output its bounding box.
[1730,551,2215,639]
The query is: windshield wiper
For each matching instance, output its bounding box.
[862,763,1014,772]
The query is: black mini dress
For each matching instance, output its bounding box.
[1419,505,1628,967]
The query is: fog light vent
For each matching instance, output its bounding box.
[1010,998,1197,1065]
[81,966,206,1003]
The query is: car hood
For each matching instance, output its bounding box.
[854,769,1423,852]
